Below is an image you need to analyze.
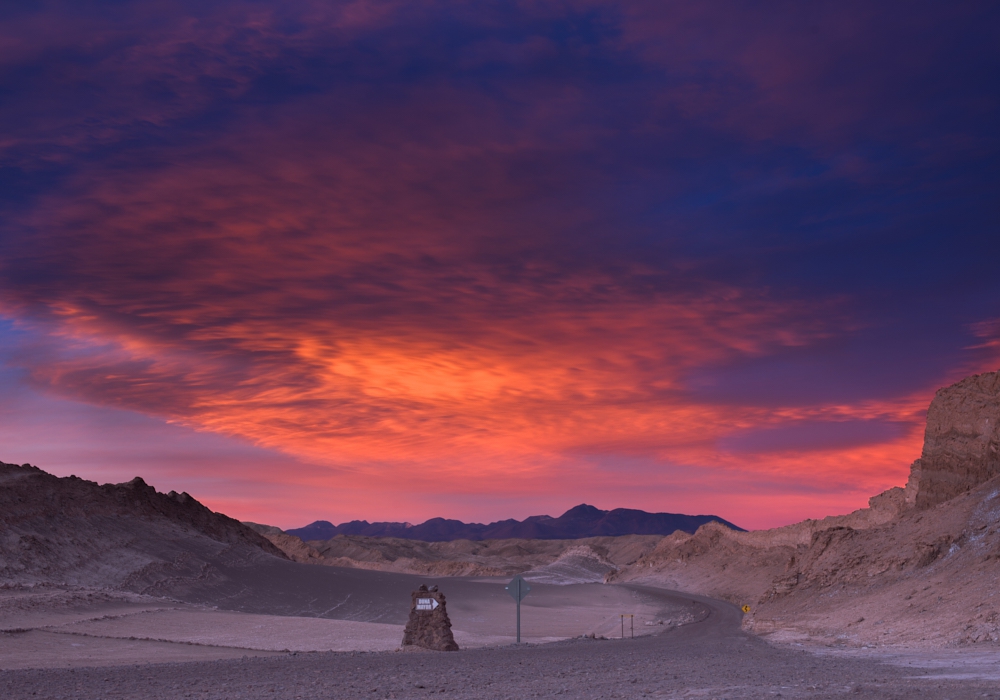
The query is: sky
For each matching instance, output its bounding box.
[0,1,998,530]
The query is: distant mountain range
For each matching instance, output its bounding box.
[286,504,743,543]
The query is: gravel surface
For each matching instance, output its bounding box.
[3,587,998,699]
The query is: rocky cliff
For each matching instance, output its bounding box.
[906,370,1000,508]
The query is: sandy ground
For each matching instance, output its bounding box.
[0,630,282,669]
[3,566,1000,698]
[805,644,1000,682]
[2,588,1000,699]
[0,577,684,670]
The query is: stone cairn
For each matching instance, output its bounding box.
[401,584,459,651]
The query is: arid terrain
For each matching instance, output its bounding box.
[5,589,1000,700]
[245,370,1000,651]
[2,370,1000,697]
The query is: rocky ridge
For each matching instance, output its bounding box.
[286,504,742,542]
[0,462,287,593]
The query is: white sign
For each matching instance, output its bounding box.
[416,597,439,611]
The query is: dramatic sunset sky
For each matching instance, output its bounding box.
[1,1,997,529]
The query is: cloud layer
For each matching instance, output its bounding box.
[1,0,998,528]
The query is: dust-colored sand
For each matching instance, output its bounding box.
[0,576,684,670]
[0,630,282,670]
[3,588,999,699]
[2,574,999,698]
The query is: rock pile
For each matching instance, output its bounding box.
[401,585,458,651]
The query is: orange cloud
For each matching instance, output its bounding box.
[0,104,941,526]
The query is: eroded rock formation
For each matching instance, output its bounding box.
[906,370,1000,508]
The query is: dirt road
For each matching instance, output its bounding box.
[3,585,998,699]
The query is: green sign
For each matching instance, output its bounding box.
[505,574,531,602]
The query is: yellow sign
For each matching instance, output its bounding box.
[741,605,751,613]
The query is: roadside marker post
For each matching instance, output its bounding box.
[505,574,531,644]
[620,614,633,639]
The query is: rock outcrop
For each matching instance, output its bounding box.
[401,585,458,651]
[905,370,1000,508]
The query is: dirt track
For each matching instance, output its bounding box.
[3,586,998,699]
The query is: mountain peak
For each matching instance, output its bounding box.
[559,504,606,520]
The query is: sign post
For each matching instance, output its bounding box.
[620,614,633,639]
[505,574,531,644]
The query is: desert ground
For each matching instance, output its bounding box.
[0,573,685,665]
[3,578,1000,699]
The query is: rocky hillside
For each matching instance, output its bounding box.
[243,522,661,580]
[745,476,1000,647]
[0,462,286,593]
[605,485,907,602]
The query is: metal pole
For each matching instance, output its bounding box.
[631,616,633,638]
[621,615,624,639]
[516,579,521,644]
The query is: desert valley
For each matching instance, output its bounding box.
[2,371,1000,698]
